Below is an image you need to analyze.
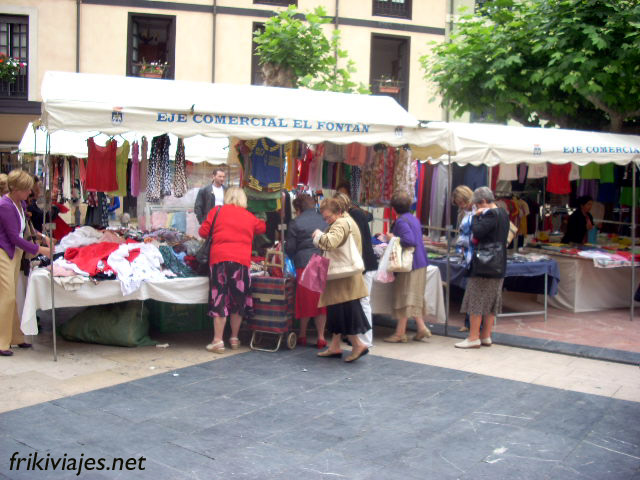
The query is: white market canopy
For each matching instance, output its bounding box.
[410,121,640,166]
[39,71,451,150]
[18,122,229,164]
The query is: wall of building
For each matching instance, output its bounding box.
[0,0,448,144]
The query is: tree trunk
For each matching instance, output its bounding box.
[261,62,296,88]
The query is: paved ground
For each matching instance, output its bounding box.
[1,325,639,479]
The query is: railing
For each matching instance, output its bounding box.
[373,0,411,19]
[0,73,27,98]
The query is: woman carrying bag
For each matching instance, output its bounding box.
[455,187,510,349]
[312,198,370,363]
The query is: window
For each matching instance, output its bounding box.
[0,15,28,99]
[373,0,412,20]
[370,34,410,109]
[251,23,265,86]
[254,1,297,6]
[126,14,175,79]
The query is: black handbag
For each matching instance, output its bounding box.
[471,242,506,278]
[195,206,221,275]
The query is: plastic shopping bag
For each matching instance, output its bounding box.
[374,239,395,283]
[299,253,329,293]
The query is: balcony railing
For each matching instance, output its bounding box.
[373,0,411,19]
[0,73,27,98]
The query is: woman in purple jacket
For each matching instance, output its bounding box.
[383,192,432,343]
[0,170,51,356]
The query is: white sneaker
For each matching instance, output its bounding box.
[481,337,492,346]
[454,338,481,349]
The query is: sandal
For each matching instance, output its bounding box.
[413,327,432,342]
[383,334,408,343]
[205,341,225,353]
[229,337,241,350]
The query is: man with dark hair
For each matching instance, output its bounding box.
[195,167,226,224]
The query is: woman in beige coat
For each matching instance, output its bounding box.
[312,198,370,362]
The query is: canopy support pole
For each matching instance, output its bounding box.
[631,162,636,322]
[46,133,58,361]
[444,154,452,337]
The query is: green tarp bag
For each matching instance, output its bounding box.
[60,301,157,347]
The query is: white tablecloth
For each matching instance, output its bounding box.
[22,265,447,336]
[21,268,210,335]
[370,265,446,322]
[543,255,639,313]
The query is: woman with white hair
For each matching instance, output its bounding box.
[199,186,266,353]
[455,186,509,349]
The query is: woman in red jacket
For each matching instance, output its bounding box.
[199,186,266,353]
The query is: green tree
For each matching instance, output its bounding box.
[253,5,369,93]
[421,0,640,132]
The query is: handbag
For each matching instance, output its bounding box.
[387,236,415,273]
[325,224,365,280]
[374,238,395,283]
[471,241,506,278]
[195,206,221,275]
[299,253,330,293]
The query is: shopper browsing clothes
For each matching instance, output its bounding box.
[562,195,595,245]
[455,187,509,349]
[0,170,51,356]
[382,191,431,344]
[333,191,377,348]
[452,185,474,333]
[199,187,266,353]
[194,167,226,224]
[285,194,328,349]
[313,197,370,363]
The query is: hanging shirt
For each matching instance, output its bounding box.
[130,141,140,197]
[580,162,600,180]
[497,164,518,181]
[109,140,130,197]
[247,138,283,192]
[527,162,548,179]
[86,138,118,192]
[547,163,572,194]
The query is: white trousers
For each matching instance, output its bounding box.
[358,271,375,347]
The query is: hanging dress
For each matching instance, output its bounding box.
[173,138,188,198]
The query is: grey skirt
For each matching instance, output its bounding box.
[461,277,504,316]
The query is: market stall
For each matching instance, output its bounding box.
[24,71,455,358]
[409,121,640,323]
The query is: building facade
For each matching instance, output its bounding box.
[0,0,448,154]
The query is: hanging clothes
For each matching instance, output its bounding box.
[86,138,118,192]
[527,162,548,179]
[147,134,171,202]
[130,141,140,197]
[139,137,149,192]
[392,148,416,202]
[345,143,367,166]
[547,163,571,194]
[173,138,188,198]
[62,158,72,200]
[246,138,283,192]
[429,163,448,240]
[109,140,130,197]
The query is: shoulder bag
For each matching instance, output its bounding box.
[387,218,415,273]
[325,223,365,280]
[195,206,221,275]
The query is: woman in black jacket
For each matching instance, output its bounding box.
[455,187,510,349]
[285,194,328,348]
[562,196,594,244]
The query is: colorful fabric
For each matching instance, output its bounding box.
[547,163,572,194]
[173,138,188,198]
[86,139,118,192]
[147,134,171,202]
[208,261,253,317]
[109,140,130,197]
[130,141,140,197]
[248,138,283,192]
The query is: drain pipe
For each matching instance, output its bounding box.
[76,0,81,72]
[333,0,340,74]
[212,0,217,82]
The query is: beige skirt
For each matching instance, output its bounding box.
[392,266,426,320]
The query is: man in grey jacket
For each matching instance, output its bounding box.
[194,167,225,224]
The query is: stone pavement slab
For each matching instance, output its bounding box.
[1,347,639,480]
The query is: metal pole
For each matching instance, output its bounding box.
[631,162,636,321]
[445,155,452,336]
[544,271,548,323]
[45,133,57,361]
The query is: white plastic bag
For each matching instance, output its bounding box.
[374,239,395,283]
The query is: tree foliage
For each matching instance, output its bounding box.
[253,5,369,93]
[421,0,640,132]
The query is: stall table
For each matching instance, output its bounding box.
[520,249,639,313]
[370,265,446,322]
[429,258,559,322]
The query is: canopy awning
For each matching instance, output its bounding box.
[18,123,230,164]
[411,122,640,166]
[39,71,429,148]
